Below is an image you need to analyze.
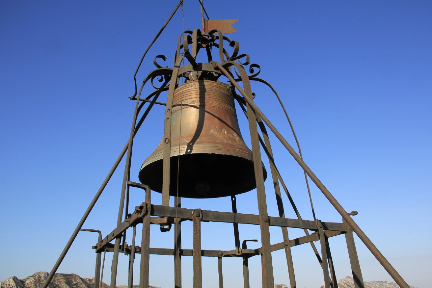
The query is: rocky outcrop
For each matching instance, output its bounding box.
[0,272,159,288]
[1,273,419,288]
[320,276,419,288]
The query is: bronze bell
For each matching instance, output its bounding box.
[139,79,266,198]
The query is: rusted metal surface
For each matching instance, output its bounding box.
[242,240,256,288]
[218,256,223,288]
[139,186,151,288]
[259,118,296,288]
[270,230,344,252]
[79,229,102,288]
[344,218,365,288]
[137,98,166,106]
[244,81,274,288]
[161,57,182,206]
[95,202,348,252]
[192,209,202,288]
[231,196,241,252]
[318,220,331,288]
[326,235,338,288]
[127,225,136,288]
[96,232,345,259]
[203,19,239,34]
[140,80,265,198]
[95,237,102,288]
[174,196,182,288]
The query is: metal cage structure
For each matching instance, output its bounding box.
[43,28,410,288]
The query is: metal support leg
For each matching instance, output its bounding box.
[218,256,223,288]
[325,236,338,288]
[110,238,121,288]
[94,233,102,288]
[128,225,137,288]
[100,250,106,288]
[258,120,296,288]
[242,240,256,288]
[243,255,250,288]
[174,196,182,288]
[241,76,273,288]
[193,209,202,288]
[344,219,364,288]
[231,196,241,252]
[139,187,151,288]
[317,220,331,288]
[161,59,183,206]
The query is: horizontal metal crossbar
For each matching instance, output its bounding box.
[94,229,343,257]
[150,205,346,230]
[95,203,346,252]
[269,230,344,252]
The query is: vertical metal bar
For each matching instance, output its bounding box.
[128,225,137,288]
[218,256,223,288]
[317,220,331,288]
[100,250,106,288]
[225,62,273,288]
[325,236,338,288]
[94,233,102,288]
[216,62,409,288]
[192,209,202,288]
[231,196,241,252]
[199,0,205,31]
[139,187,151,288]
[242,241,252,288]
[344,219,364,288]
[122,184,131,249]
[244,90,274,287]
[162,58,183,206]
[258,120,296,288]
[174,196,182,288]
[242,256,250,288]
[110,238,122,288]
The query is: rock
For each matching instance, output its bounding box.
[320,276,419,288]
[0,272,160,288]
[0,276,25,288]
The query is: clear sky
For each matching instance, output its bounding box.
[1,1,431,288]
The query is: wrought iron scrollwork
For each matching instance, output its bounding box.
[248,64,261,78]
[151,73,170,89]
[153,55,168,69]
[129,68,173,100]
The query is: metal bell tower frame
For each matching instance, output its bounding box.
[43,10,411,288]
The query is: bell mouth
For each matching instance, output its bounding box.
[138,153,267,198]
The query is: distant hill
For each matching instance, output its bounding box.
[0,272,160,288]
[319,276,419,288]
[0,273,419,288]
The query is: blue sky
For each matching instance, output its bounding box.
[1,1,431,287]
